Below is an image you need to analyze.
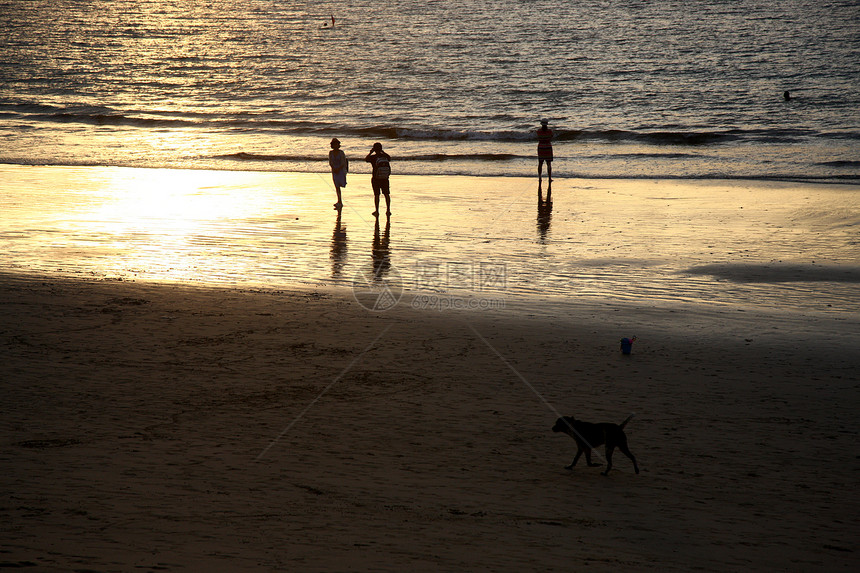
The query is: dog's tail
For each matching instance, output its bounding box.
[619,413,636,429]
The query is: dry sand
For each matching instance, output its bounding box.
[1,273,858,572]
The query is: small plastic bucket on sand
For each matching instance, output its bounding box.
[620,337,636,355]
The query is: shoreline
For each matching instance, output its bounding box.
[3,161,860,185]
[1,274,857,571]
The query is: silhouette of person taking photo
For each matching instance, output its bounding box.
[328,138,348,208]
[365,142,391,217]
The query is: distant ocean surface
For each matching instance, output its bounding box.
[1,0,859,182]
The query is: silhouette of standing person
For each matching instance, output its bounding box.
[783,90,791,101]
[329,138,348,208]
[537,119,553,185]
[365,142,391,217]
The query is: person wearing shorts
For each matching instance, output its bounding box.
[537,119,553,183]
[365,142,391,217]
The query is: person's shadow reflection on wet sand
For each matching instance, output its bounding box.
[537,186,553,242]
[372,216,391,282]
[330,207,348,279]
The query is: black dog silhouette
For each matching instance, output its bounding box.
[552,415,639,476]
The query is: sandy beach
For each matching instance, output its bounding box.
[1,166,859,571]
[4,0,859,568]
[1,267,857,571]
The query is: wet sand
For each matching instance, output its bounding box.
[2,165,858,315]
[1,273,857,571]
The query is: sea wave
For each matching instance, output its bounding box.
[215,150,753,164]
[215,152,522,163]
[215,152,319,162]
[817,160,860,168]
[31,112,195,129]
[3,155,858,184]
[330,126,831,146]
[3,101,850,147]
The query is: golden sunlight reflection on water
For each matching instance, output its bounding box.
[86,169,282,232]
[1,165,858,313]
[2,166,321,285]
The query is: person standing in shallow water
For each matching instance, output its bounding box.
[537,119,553,184]
[365,142,391,217]
[329,138,348,208]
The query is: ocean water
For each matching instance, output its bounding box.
[1,1,858,318]
[1,0,859,182]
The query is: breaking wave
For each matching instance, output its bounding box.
[3,101,849,148]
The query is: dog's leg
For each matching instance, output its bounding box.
[566,448,584,470]
[602,445,615,476]
[619,443,639,474]
[584,448,601,467]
